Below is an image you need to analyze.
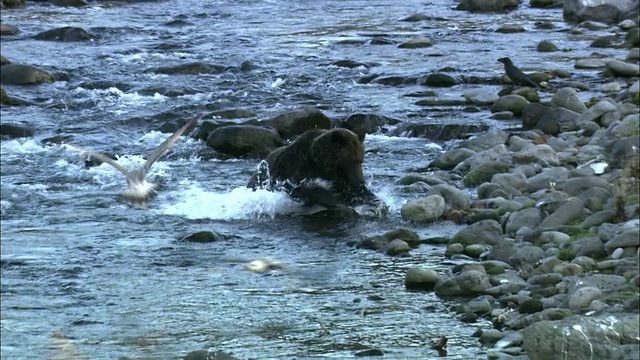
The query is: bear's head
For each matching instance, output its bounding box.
[310,128,367,197]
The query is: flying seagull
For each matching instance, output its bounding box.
[497,57,541,88]
[70,116,198,207]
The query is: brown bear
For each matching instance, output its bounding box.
[248,127,377,207]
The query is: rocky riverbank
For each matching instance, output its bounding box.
[359,10,640,360]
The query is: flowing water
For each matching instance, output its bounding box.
[0,0,624,359]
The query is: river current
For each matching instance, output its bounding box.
[0,0,623,359]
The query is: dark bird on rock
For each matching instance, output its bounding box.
[497,57,541,88]
[69,116,198,207]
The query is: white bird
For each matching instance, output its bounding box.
[70,116,198,208]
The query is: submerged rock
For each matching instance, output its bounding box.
[34,26,95,42]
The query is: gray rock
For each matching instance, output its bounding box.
[525,167,570,193]
[434,270,492,297]
[420,72,459,87]
[492,172,527,191]
[451,219,504,246]
[426,184,470,211]
[568,286,602,310]
[507,308,573,330]
[610,113,640,138]
[495,331,524,349]
[538,197,585,229]
[479,329,505,344]
[429,148,475,170]
[458,131,509,152]
[572,236,606,259]
[496,24,525,33]
[578,187,612,212]
[611,247,625,259]
[566,273,629,293]
[459,144,510,173]
[580,98,618,124]
[0,23,20,36]
[505,208,543,236]
[397,173,445,186]
[398,36,433,48]
[491,95,531,116]
[400,195,446,222]
[206,125,282,158]
[466,297,493,314]
[574,58,607,69]
[553,263,584,276]
[571,256,597,271]
[445,243,465,257]
[604,230,640,253]
[528,273,564,286]
[487,239,519,263]
[538,231,571,246]
[463,88,499,105]
[621,219,640,232]
[0,122,33,138]
[550,87,587,113]
[522,314,640,360]
[384,239,411,256]
[34,26,95,42]
[512,144,560,167]
[465,244,487,257]
[0,63,54,85]
[509,245,545,267]
[268,106,331,139]
[405,267,439,290]
[463,161,512,187]
[534,191,570,215]
[181,231,225,243]
[491,111,514,120]
[382,227,420,247]
[537,40,559,52]
[563,176,612,196]
[606,60,640,77]
[563,0,636,23]
[184,350,239,360]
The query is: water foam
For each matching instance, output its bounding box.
[158,182,300,220]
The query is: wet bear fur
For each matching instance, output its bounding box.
[249,128,376,207]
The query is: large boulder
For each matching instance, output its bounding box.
[563,0,638,23]
[267,106,332,139]
[0,64,54,85]
[451,219,503,246]
[522,314,640,360]
[206,125,282,158]
[401,195,446,222]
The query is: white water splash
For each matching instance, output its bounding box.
[0,138,51,157]
[157,182,300,220]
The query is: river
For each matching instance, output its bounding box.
[0,0,621,358]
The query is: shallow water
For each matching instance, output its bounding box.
[0,0,626,359]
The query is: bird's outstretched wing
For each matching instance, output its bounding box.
[142,116,198,174]
[68,144,129,176]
